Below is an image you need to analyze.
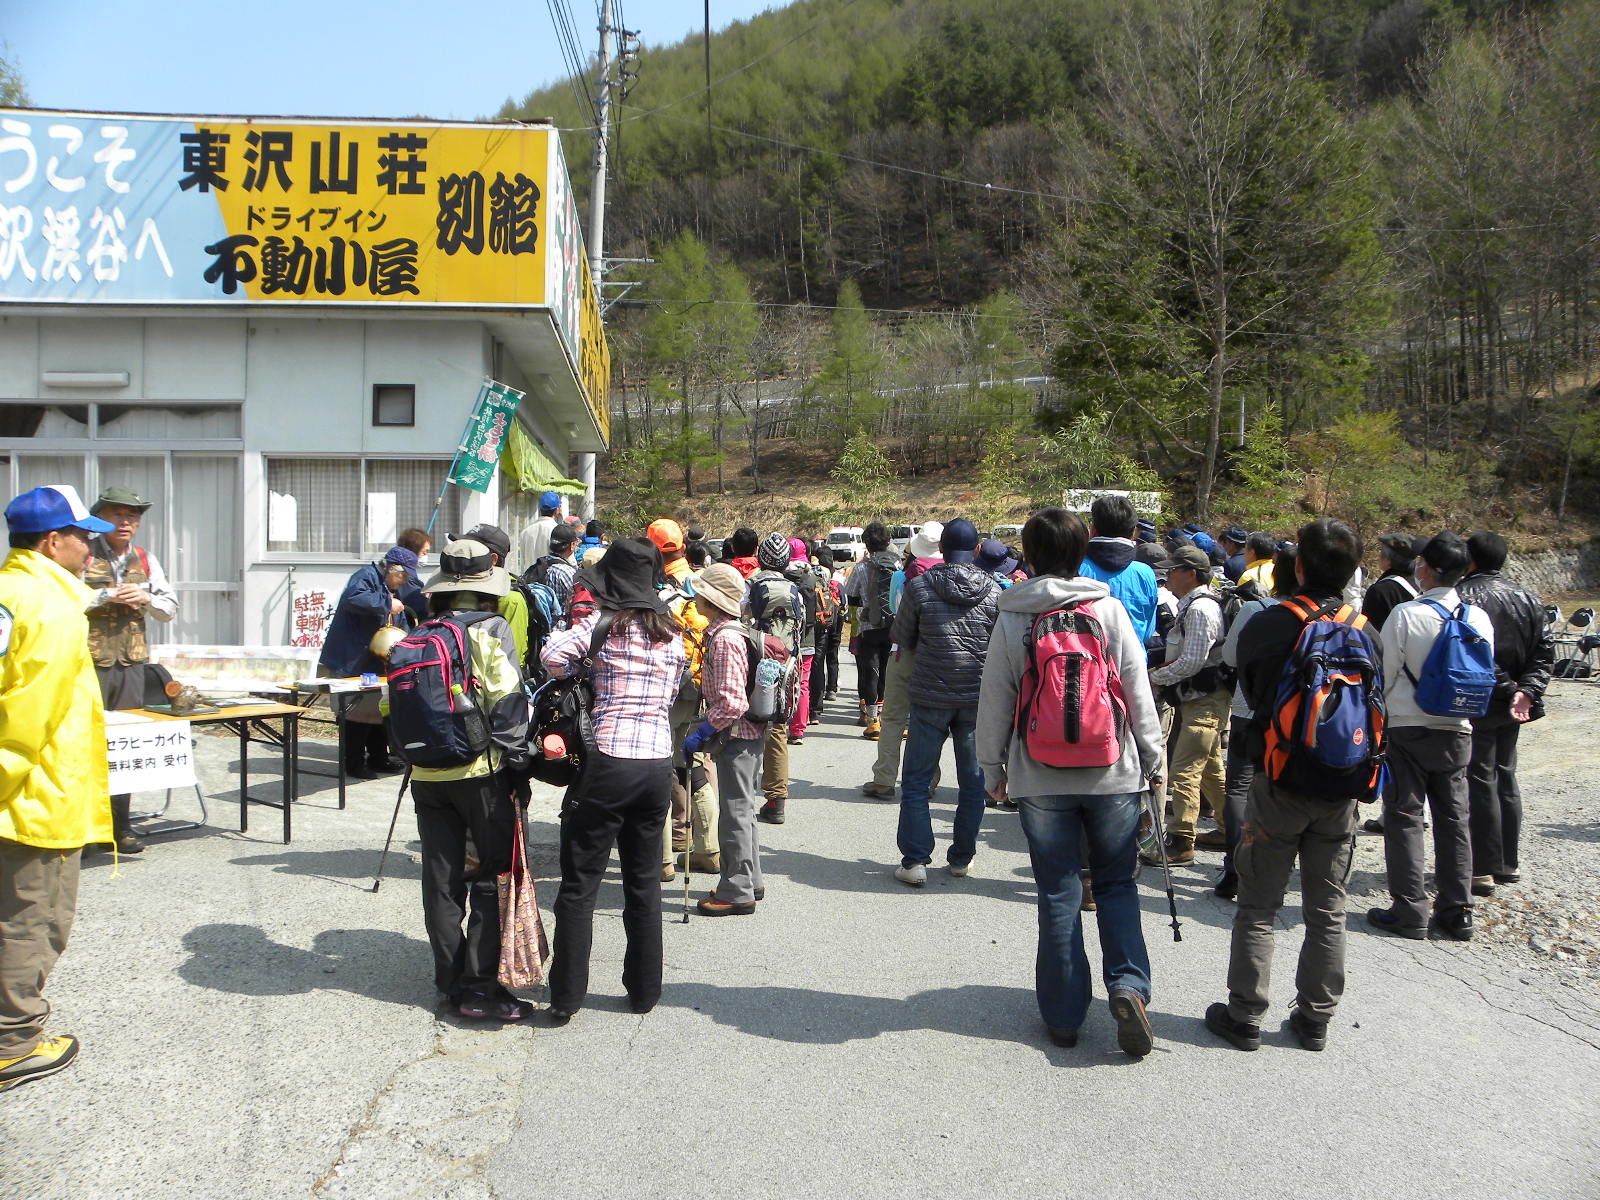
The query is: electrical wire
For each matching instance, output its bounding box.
[611,0,868,126]
[543,0,600,129]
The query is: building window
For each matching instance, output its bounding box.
[372,384,415,427]
[266,456,463,557]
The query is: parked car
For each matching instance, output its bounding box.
[889,524,917,555]
[991,523,1024,543]
[825,525,865,563]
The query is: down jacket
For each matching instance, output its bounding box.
[892,561,1001,708]
[1456,570,1555,720]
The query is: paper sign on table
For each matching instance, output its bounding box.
[106,719,197,793]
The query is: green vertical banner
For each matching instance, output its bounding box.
[449,380,525,493]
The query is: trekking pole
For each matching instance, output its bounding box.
[1146,784,1182,942]
[680,764,692,923]
[370,769,412,893]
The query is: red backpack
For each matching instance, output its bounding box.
[1015,600,1127,769]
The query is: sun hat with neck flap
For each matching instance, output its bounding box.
[576,536,670,615]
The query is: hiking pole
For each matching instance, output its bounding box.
[370,769,412,893]
[680,765,692,923]
[1145,783,1182,942]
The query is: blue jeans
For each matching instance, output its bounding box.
[897,703,986,868]
[1017,792,1152,1033]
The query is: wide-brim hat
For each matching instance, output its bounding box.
[424,538,510,597]
[92,485,153,513]
[696,562,745,618]
[1378,532,1417,562]
[908,521,944,559]
[577,536,670,614]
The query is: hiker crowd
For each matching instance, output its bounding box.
[0,479,1558,1093]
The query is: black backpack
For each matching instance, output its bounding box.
[385,612,502,768]
[527,613,614,788]
[861,553,895,629]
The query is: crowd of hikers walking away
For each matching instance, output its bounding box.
[384,500,1552,1056]
[3,480,1560,1098]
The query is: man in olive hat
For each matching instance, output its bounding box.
[85,486,179,855]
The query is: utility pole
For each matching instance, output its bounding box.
[575,0,617,522]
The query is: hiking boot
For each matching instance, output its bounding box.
[1366,907,1426,940]
[705,887,764,901]
[825,690,838,701]
[758,801,785,825]
[688,851,721,873]
[1194,828,1227,851]
[696,896,756,916]
[0,1035,80,1093]
[788,732,805,745]
[1287,1008,1328,1052]
[115,833,146,855]
[1470,875,1496,897]
[1204,1002,1260,1052]
[856,702,870,727]
[1362,817,1385,834]
[1140,836,1193,866]
[1108,989,1154,1058]
[346,760,377,781]
[863,720,881,740]
[1081,879,1097,911]
[894,863,927,888]
[861,781,895,799]
[660,862,676,883]
[1430,907,1474,941]
[1494,871,1521,885]
[1048,1027,1079,1048]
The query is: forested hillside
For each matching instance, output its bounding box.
[503,0,1600,536]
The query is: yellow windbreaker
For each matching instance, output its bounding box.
[0,548,113,848]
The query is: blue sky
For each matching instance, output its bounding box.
[6,0,785,121]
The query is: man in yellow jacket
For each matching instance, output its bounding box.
[0,485,115,1093]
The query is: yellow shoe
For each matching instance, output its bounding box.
[0,1034,80,1093]
[863,720,881,740]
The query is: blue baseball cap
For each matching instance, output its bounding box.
[539,490,562,512]
[5,485,116,535]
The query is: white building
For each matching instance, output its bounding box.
[0,110,609,645]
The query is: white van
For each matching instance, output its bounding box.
[825,526,866,563]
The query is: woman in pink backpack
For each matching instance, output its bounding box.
[975,508,1165,1058]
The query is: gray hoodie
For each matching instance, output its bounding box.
[976,574,1164,799]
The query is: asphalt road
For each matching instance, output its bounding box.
[3,674,1597,1199]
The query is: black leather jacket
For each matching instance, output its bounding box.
[1456,570,1554,720]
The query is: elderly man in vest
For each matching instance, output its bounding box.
[0,486,115,1093]
[84,486,178,855]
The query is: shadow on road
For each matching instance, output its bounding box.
[665,979,1194,1065]
[178,922,435,1008]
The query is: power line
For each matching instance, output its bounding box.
[564,102,1582,237]
[543,0,600,128]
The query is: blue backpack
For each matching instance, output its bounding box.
[1263,597,1387,802]
[1406,598,1496,717]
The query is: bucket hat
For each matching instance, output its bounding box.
[908,521,944,559]
[695,562,745,618]
[92,485,153,513]
[577,537,670,614]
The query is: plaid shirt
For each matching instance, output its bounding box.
[703,614,764,742]
[541,612,686,760]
